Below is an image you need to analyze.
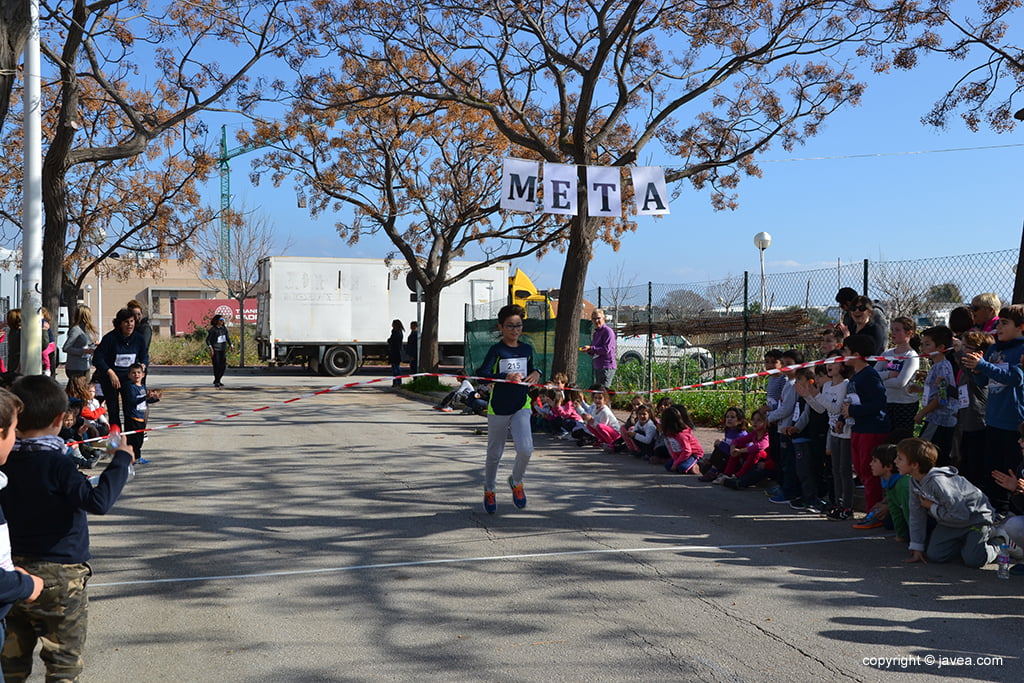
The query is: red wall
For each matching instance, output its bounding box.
[171,299,257,336]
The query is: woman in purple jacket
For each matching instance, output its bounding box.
[581,308,617,389]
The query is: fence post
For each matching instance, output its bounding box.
[597,286,602,309]
[742,271,749,413]
[646,281,653,395]
[862,258,869,297]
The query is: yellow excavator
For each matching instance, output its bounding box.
[508,269,555,319]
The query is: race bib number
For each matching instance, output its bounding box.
[217,335,227,344]
[958,384,969,407]
[499,357,526,375]
[114,353,136,368]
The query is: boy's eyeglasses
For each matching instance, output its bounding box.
[852,305,870,312]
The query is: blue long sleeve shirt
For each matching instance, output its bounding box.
[477,341,537,416]
[973,336,1024,431]
[847,365,890,434]
[0,446,131,563]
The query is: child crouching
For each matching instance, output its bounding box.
[898,437,1000,568]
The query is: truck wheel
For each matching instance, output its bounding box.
[323,346,358,376]
[621,352,643,365]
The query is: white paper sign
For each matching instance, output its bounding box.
[586,166,622,217]
[500,158,540,212]
[630,166,670,215]
[543,163,578,215]
[499,357,527,375]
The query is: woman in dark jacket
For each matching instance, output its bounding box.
[92,308,149,428]
[205,315,232,388]
[388,319,404,387]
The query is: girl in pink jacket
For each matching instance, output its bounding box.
[662,405,703,474]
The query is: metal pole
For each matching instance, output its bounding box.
[742,271,749,413]
[759,247,767,312]
[646,281,653,395]
[862,258,869,297]
[20,0,43,375]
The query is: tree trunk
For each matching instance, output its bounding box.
[551,214,599,383]
[0,0,30,135]
[420,283,442,373]
[40,0,85,322]
[41,167,70,322]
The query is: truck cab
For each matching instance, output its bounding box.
[616,333,713,370]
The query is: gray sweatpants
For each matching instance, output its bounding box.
[927,524,996,568]
[485,408,533,490]
[829,433,854,508]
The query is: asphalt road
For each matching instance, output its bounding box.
[22,365,1021,681]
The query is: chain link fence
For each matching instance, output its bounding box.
[466,249,1017,413]
[587,248,1018,405]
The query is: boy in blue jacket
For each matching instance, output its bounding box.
[0,375,134,682]
[0,389,43,655]
[962,304,1024,512]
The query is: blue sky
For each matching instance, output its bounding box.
[211,52,1023,293]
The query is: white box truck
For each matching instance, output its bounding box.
[254,256,509,375]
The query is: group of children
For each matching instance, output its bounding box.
[60,364,161,467]
[476,296,1024,574]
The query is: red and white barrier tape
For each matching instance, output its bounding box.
[75,352,916,448]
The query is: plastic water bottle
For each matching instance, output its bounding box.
[997,543,1011,579]
[105,425,135,481]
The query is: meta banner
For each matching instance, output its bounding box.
[500,158,668,216]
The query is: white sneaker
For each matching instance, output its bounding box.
[713,474,728,485]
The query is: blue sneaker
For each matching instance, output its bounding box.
[765,484,783,499]
[768,492,791,504]
[483,489,496,514]
[508,476,527,509]
[136,458,151,465]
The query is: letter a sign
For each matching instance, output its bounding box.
[630,166,670,216]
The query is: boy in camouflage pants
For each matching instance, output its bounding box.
[0,376,134,682]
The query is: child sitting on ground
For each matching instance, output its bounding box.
[871,444,909,543]
[899,437,1000,568]
[698,406,747,481]
[660,404,703,474]
[548,389,582,439]
[623,403,657,458]
[619,396,646,449]
[582,386,622,449]
[722,409,773,488]
[58,400,101,470]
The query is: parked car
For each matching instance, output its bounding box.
[616,333,713,370]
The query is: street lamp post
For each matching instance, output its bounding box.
[753,232,772,312]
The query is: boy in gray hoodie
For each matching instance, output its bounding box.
[897,437,1000,568]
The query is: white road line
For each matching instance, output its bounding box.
[91,534,887,588]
